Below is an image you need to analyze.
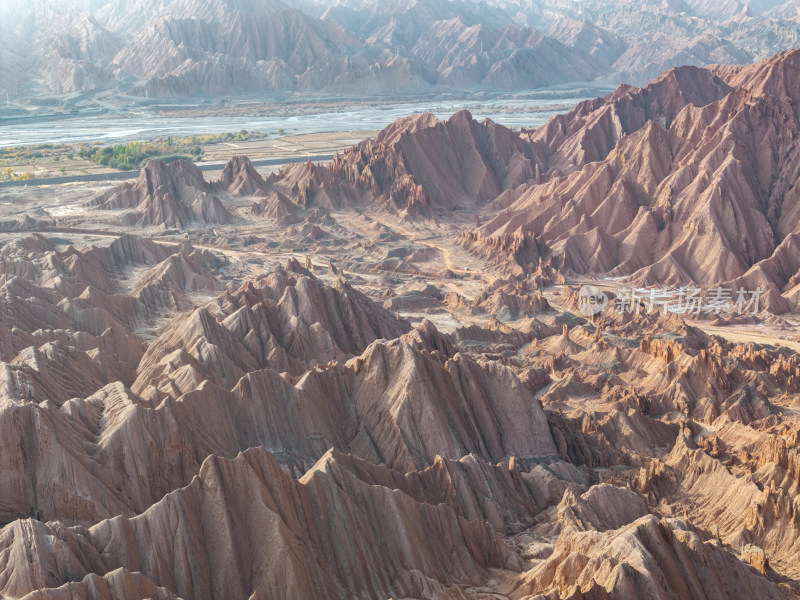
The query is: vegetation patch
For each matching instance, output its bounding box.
[1,167,34,182]
[78,141,200,170]
[0,129,274,175]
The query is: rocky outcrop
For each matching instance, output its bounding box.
[557,484,649,532]
[525,65,733,177]
[0,329,562,528]
[134,267,411,394]
[0,448,525,600]
[637,435,800,576]
[133,246,224,310]
[504,515,784,600]
[216,155,269,196]
[0,233,232,400]
[90,160,233,228]
[273,110,538,215]
[251,189,301,223]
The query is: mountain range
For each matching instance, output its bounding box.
[2,0,800,99]
[245,48,800,312]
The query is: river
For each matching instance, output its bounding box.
[0,92,606,148]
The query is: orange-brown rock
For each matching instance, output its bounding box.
[504,515,784,600]
[0,448,526,600]
[471,50,800,310]
[90,160,233,228]
[216,155,269,196]
[272,110,539,215]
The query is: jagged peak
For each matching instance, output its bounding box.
[374,111,440,145]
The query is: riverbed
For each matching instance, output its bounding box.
[0,91,606,148]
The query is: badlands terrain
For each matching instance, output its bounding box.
[2,49,800,600]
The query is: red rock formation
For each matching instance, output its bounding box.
[0,229,795,597]
[272,109,538,215]
[0,448,525,600]
[216,155,269,196]
[526,65,732,177]
[639,434,800,583]
[472,50,800,309]
[91,160,233,228]
[250,189,300,222]
[134,267,411,394]
[504,514,784,600]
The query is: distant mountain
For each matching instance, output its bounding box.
[318,0,512,46]
[411,18,604,88]
[3,0,800,99]
[36,13,123,94]
[111,6,402,96]
[476,0,800,83]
